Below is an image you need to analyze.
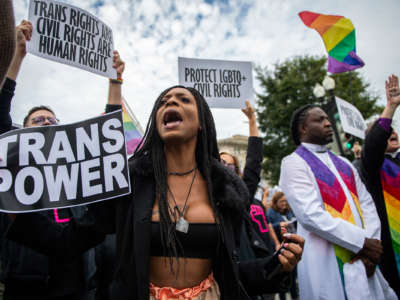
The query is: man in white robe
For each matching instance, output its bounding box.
[279,104,382,300]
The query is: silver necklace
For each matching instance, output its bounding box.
[167,168,197,233]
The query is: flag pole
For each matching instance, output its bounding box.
[122,97,145,135]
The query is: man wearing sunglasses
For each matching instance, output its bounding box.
[5,104,59,129]
[23,107,59,127]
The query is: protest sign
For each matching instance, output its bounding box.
[335,96,367,139]
[178,57,253,108]
[28,0,116,78]
[0,111,130,213]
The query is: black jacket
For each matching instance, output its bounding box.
[1,208,97,298]
[242,137,275,249]
[361,120,400,297]
[240,136,290,297]
[0,77,97,299]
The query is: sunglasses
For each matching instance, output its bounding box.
[31,115,59,125]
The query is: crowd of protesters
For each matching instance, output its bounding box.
[0,4,399,300]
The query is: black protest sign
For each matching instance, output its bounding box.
[0,111,130,213]
[28,0,116,78]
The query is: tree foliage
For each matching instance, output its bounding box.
[256,55,382,185]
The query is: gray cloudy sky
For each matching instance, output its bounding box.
[11,0,400,137]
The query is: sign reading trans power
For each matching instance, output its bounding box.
[28,0,116,78]
[0,111,130,213]
[178,57,253,108]
[336,96,367,139]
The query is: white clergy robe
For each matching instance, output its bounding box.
[279,143,381,300]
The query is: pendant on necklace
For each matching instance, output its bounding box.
[176,216,189,233]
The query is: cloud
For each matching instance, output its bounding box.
[10,0,400,136]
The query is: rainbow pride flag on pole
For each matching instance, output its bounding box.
[122,97,143,155]
[299,11,364,73]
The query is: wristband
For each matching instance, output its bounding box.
[109,78,123,84]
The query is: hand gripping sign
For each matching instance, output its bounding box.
[28,0,116,78]
[178,57,254,109]
[0,111,130,213]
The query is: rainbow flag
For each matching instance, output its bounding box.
[299,11,364,73]
[122,98,143,155]
[381,158,400,277]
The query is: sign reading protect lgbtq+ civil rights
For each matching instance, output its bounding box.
[178,57,253,108]
[0,111,130,213]
[28,0,116,78]
[336,96,367,139]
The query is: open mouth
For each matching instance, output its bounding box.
[163,109,183,129]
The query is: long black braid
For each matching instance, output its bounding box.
[133,85,221,274]
[290,104,319,145]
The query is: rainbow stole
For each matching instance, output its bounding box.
[296,145,364,285]
[380,158,400,277]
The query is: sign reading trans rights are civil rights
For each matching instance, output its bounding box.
[178,57,254,108]
[27,0,116,78]
[0,111,130,213]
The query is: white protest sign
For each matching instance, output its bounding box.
[178,57,253,109]
[335,96,367,139]
[28,0,116,78]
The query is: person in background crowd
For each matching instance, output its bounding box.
[267,191,296,243]
[351,141,362,176]
[220,101,281,253]
[280,104,382,299]
[261,187,270,211]
[266,191,298,300]
[220,101,283,300]
[361,74,400,297]
[0,0,15,88]
[0,20,124,300]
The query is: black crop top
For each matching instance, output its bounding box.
[150,222,219,259]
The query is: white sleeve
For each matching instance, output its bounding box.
[346,158,381,239]
[279,154,367,253]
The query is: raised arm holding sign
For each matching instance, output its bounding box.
[0,21,128,296]
[6,20,32,81]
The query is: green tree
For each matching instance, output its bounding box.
[256,55,382,185]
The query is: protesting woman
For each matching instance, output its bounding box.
[6,71,304,298]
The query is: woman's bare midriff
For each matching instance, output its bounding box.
[149,256,213,288]
[150,173,216,289]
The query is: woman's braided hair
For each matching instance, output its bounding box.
[132,85,220,274]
